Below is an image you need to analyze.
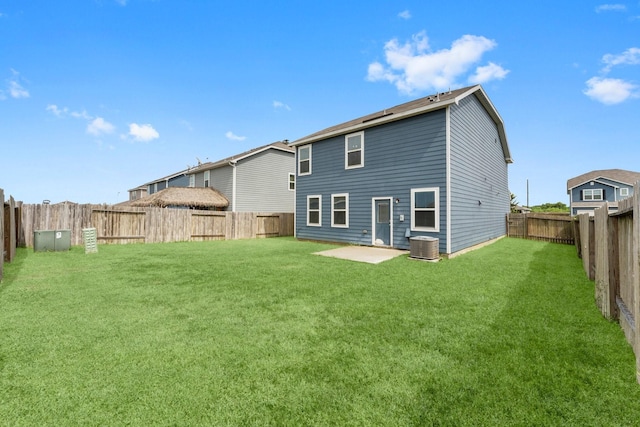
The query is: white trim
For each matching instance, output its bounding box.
[331,193,349,228]
[307,195,322,227]
[204,170,210,188]
[445,106,451,254]
[288,173,295,191]
[188,174,195,188]
[298,145,312,176]
[371,197,393,247]
[583,188,603,201]
[345,131,364,170]
[411,187,440,232]
[230,161,237,212]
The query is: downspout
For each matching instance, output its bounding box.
[445,105,452,255]
[229,160,237,212]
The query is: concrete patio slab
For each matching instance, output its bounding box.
[314,246,409,264]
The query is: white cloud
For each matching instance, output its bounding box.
[273,100,291,111]
[602,47,640,72]
[4,70,29,99]
[583,77,639,104]
[366,31,506,94]
[46,104,93,120]
[87,117,115,136]
[46,104,66,117]
[398,10,411,20]
[9,80,29,98]
[71,110,92,120]
[225,131,246,141]
[595,4,626,12]
[129,123,159,142]
[468,62,510,84]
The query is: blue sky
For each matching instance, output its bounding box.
[1,1,639,206]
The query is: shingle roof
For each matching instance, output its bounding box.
[130,187,229,209]
[190,141,294,174]
[566,169,640,192]
[290,85,512,163]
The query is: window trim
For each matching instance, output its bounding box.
[204,170,210,188]
[620,188,629,197]
[288,173,295,191]
[411,187,440,232]
[188,174,195,188]
[583,188,603,201]
[345,131,364,170]
[331,193,349,228]
[307,195,322,227]
[298,145,312,176]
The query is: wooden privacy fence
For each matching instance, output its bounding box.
[19,203,294,247]
[1,188,19,282]
[576,182,640,384]
[507,213,575,244]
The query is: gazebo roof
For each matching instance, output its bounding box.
[130,187,229,209]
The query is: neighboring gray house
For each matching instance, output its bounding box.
[567,169,640,216]
[133,141,295,212]
[291,85,513,256]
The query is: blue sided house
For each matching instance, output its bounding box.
[566,169,640,216]
[290,85,513,257]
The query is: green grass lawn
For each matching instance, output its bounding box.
[1,237,639,426]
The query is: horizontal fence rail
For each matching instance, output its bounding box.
[18,203,294,247]
[507,213,575,245]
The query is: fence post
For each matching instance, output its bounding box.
[594,203,613,318]
[632,182,640,384]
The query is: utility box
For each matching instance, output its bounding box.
[33,229,71,252]
[34,230,55,252]
[410,236,439,261]
[54,230,71,251]
[82,227,98,254]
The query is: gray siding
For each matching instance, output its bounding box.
[296,111,447,250]
[235,150,295,212]
[169,175,189,187]
[210,167,233,204]
[449,94,509,253]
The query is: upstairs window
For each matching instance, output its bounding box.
[345,132,364,169]
[583,188,603,201]
[298,145,311,175]
[288,173,295,191]
[189,174,195,188]
[204,170,210,188]
[411,188,439,232]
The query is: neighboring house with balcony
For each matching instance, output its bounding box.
[290,84,513,256]
[130,141,295,212]
[566,169,640,216]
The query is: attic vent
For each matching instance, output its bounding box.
[362,111,394,123]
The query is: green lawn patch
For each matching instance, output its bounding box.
[1,237,638,425]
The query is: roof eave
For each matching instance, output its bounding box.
[290,99,457,147]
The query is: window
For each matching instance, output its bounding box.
[345,132,364,169]
[189,174,195,188]
[331,193,349,228]
[288,173,295,191]
[298,145,311,175]
[411,188,439,232]
[204,170,210,188]
[620,188,629,197]
[307,195,321,226]
[583,189,603,201]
